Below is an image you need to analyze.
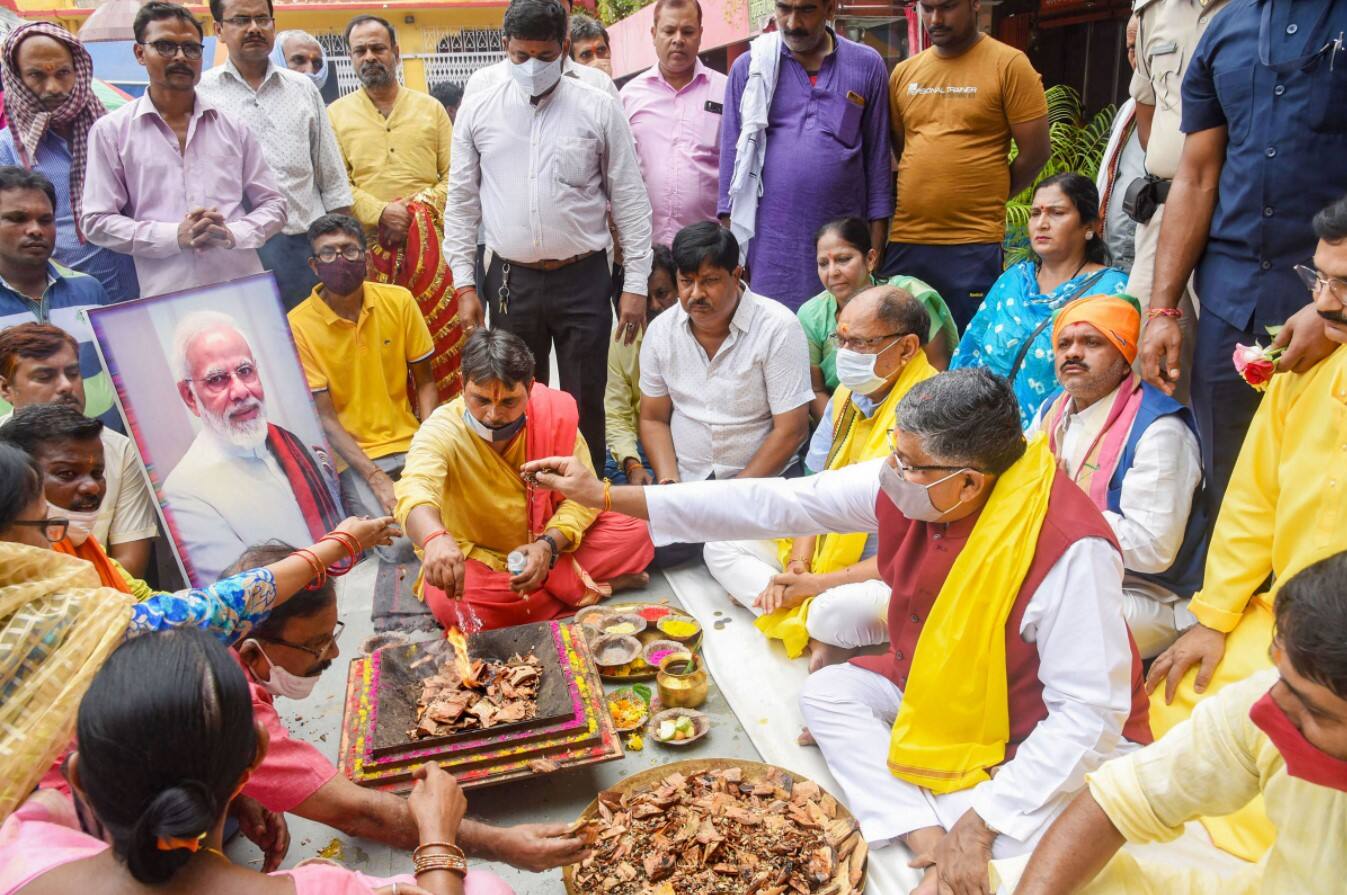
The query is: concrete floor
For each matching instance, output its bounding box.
[227,559,762,893]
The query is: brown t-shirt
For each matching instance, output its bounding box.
[889,36,1048,244]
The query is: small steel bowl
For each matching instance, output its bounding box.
[656,615,702,643]
[575,607,613,630]
[650,707,710,746]
[599,612,648,638]
[642,639,684,668]
[592,634,642,669]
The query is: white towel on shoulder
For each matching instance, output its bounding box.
[726,31,782,263]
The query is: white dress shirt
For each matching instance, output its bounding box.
[444,72,652,294]
[161,427,330,583]
[639,287,813,480]
[1028,383,1202,601]
[198,60,353,235]
[647,460,1138,841]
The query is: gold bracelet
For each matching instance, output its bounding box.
[602,478,613,513]
[412,842,465,860]
[414,854,467,875]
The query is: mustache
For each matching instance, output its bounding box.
[21,238,50,249]
[1058,360,1089,373]
[167,64,195,76]
[1320,309,1347,326]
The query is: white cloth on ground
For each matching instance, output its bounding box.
[701,538,889,649]
[647,466,1141,842]
[725,32,781,261]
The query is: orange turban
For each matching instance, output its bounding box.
[1052,293,1142,364]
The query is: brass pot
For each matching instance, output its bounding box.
[656,651,708,709]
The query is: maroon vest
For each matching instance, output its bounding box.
[853,470,1152,758]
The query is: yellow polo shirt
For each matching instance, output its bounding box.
[288,281,433,460]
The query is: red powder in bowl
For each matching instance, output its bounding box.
[638,606,672,622]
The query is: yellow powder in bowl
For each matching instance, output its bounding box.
[660,619,699,639]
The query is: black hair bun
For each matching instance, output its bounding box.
[125,780,217,885]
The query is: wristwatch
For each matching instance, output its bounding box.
[536,533,560,568]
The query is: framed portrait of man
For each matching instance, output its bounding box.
[89,274,342,586]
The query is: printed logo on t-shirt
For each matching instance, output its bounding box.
[907,82,979,96]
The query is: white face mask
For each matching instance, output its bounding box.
[244,640,321,700]
[878,461,969,522]
[58,505,101,547]
[509,55,564,98]
[464,408,526,443]
[835,337,903,395]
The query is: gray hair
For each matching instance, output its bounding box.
[171,310,253,382]
[460,328,535,388]
[276,29,322,53]
[894,369,1026,473]
[859,285,930,347]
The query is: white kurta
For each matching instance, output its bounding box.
[1028,385,1203,656]
[646,467,1140,850]
[162,427,328,583]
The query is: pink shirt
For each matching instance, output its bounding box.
[81,92,286,298]
[620,60,727,247]
[236,654,339,813]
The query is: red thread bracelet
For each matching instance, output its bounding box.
[423,529,449,548]
[1146,307,1183,320]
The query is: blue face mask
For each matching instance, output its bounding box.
[464,408,526,443]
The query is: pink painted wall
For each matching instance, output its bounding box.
[609,0,752,79]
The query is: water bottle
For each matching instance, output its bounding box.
[507,550,528,576]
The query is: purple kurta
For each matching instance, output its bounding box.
[717,33,893,311]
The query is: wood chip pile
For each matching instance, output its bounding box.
[409,653,542,739]
[572,766,867,895]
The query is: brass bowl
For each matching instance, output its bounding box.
[561,758,868,894]
[656,651,708,709]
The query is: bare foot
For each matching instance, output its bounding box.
[807,640,860,673]
[608,572,650,593]
[797,727,817,747]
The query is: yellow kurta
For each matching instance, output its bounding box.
[327,86,453,231]
[1149,344,1347,857]
[1041,669,1345,895]
[394,398,598,580]
[756,353,937,657]
[604,326,643,467]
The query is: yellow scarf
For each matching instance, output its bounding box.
[886,436,1057,793]
[756,353,937,657]
[0,543,133,819]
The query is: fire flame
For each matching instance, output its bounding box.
[445,626,481,688]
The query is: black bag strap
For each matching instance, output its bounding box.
[1008,269,1110,383]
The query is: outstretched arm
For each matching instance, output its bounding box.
[1014,790,1125,894]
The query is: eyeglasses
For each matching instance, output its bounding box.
[11,517,69,543]
[185,361,259,395]
[261,620,344,662]
[312,246,366,263]
[885,429,983,475]
[221,14,274,28]
[1294,264,1347,304]
[828,331,906,352]
[140,40,205,60]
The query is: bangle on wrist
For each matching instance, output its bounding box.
[602,478,613,513]
[536,533,560,568]
[412,842,464,859]
[293,547,327,589]
[422,528,448,549]
[1146,307,1183,320]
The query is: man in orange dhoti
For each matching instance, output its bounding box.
[395,328,653,630]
